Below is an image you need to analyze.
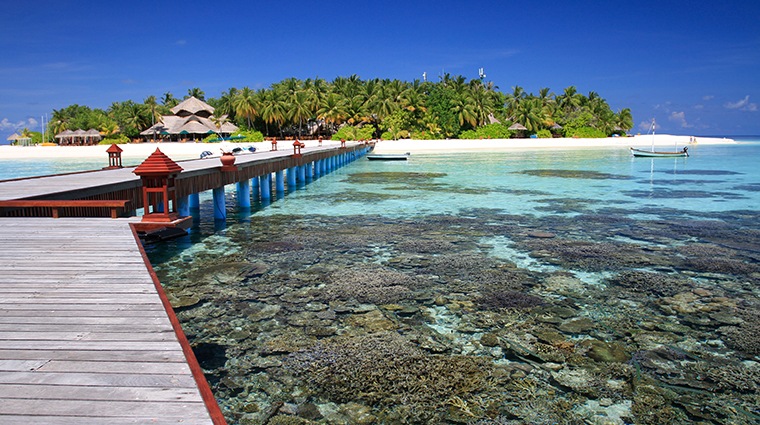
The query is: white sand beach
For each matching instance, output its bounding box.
[0,135,736,160]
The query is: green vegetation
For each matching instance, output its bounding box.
[46,77,634,143]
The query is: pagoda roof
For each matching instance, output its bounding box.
[106,144,123,153]
[133,148,183,176]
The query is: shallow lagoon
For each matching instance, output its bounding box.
[142,140,760,424]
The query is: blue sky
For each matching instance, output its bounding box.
[1,0,758,142]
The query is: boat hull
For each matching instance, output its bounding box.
[367,154,409,161]
[630,147,688,157]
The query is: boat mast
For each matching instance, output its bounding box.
[651,119,655,152]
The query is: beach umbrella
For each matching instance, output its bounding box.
[6,133,19,142]
[508,123,528,131]
[550,123,563,130]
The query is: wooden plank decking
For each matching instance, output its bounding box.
[0,218,218,424]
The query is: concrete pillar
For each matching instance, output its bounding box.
[178,195,190,216]
[275,170,285,192]
[237,180,251,208]
[298,164,306,182]
[259,174,271,199]
[189,193,200,209]
[213,186,226,220]
[287,167,297,187]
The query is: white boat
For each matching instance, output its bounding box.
[631,119,689,157]
[367,152,410,161]
[630,147,688,157]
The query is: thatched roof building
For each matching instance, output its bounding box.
[141,96,238,141]
[54,128,101,145]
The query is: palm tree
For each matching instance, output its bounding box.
[187,87,205,101]
[559,86,582,113]
[161,92,178,107]
[468,88,495,128]
[344,95,368,126]
[451,94,477,128]
[373,85,398,122]
[513,98,548,132]
[123,102,148,134]
[217,87,239,118]
[616,108,633,132]
[505,86,526,116]
[143,95,161,142]
[261,89,288,138]
[233,87,257,129]
[101,121,119,137]
[317,93,347,134]
[49,109,68,135]
[210,109,229,139]
[288,90,313,138]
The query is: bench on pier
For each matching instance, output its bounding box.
[0,199,132,219]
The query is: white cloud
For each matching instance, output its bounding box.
[0,118,24,131]
[1,118,40,133]
[176,40,186,45]
[654,104,670,113]
[724,95,758,111]
[668,111,693,128]
[694,105,704,109]
[702,95,714,101]
[638,120,659,132]
[121,79,139,84]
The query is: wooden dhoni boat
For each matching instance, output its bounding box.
[631,119,689,157]
[367,152,410,161]
[630,147,689,157]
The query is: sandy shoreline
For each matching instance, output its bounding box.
[0,135,737,159]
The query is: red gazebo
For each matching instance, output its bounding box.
[133,148,183,222]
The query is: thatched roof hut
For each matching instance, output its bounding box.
[170,96,214,118]
[143,96,237,141]
[508,122,528,131]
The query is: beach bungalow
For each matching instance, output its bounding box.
[140,96,238,142]
[508,122,528,138]
[8,132,33,146]
[54,128,102,146]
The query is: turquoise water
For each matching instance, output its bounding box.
[7,139,760,424]
[0,154,199,180]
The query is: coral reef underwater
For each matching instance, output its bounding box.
[152,206,760,424]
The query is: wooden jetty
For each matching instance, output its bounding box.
[0,141,373,423]
[0,218,221,424]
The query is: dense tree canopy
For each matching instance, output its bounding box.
[46,75,634,142]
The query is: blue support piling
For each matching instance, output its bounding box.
[287,167,297,187]
[275,170,285,192]
[259,174,271,199]
[189,193,200,209]
[213,186,226,220]
[306,162,314,179]
[314,159,321,178]
[237,180,251,208]
[298,164,306,182]
[178,195,190,216]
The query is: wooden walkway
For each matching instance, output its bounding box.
[0,218,219,424]
[0,142,361,201]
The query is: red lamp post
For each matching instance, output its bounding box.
[104,144,123,169]
[132,148,183,222]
